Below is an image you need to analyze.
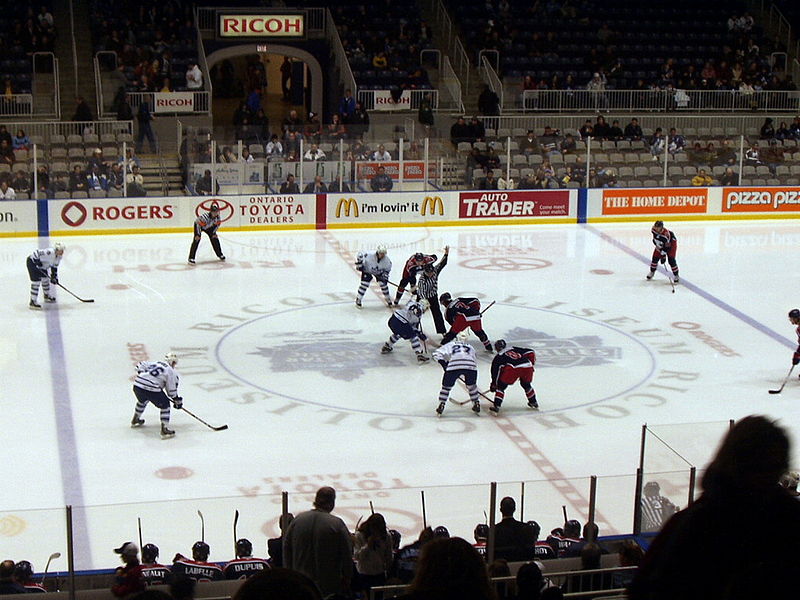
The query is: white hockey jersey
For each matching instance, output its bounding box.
[134,360,180,398]
[433,341,478,372]
[29,247,62,270]
[356,251,392,279]
[394,300,424,328]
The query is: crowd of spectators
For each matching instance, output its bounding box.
[330,2,434,93]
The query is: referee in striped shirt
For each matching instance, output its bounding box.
[416,246,449,335]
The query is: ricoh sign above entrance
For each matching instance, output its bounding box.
[218,14,305,38]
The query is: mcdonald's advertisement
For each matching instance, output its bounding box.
[459,190,571,218]
[327,193,450,226]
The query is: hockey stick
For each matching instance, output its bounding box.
[480,300,496,315]
[197,510,205,542]
[179,406,229,431]
[137,517,143,551]
[369,501,375,515]
[451,377,492,405]
[56,282,95,303]
[562,505,568,523]
[40,552,60,589]
[661,262,676,294]
[233,510,239,554]
[769,365,795,394]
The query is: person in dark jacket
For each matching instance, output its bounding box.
[491,497,535,562]
[136,101,158,153]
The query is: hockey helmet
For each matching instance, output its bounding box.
[164,352,178,366]
[525,520,541,539]
[14,561,33,582]
[409,303,423,317]
[389,529,402,550]
[456,330,470,342]
[433,525,450,538]
[473,523,489,541]
[235,538,253,558]
[53,242,65,254]
[439,292,452,306]
[192,541,210,561]
[564,519,582,537]
[210,203,220,212]
[789,308,800,320]
[414,252,425,261]
[423,263,435,274]
[376,244,387,256]
[494,339,507,352]
[142,543,159,563]
[653,220,664,229]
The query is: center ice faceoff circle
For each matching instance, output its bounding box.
[215,302,657,417]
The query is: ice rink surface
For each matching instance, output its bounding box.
[2,219,799,570]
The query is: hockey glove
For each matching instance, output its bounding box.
[793,355,799,366]
[50,267,58,284]
[490,383,497,393]
[438,359,448,371]
[660,255,666,264]
[172,396,183,409]
[417,331,427,341]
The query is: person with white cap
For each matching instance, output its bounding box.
[111,542,145,598]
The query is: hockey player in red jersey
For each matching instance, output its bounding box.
[789,309,800,368]
[646,220,679,283]
[140,544,171,585]
[393,252,437,305]
[489,339,538,414]
[171,542,223,582]
[439,293,493,352]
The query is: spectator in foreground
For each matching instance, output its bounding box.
[353,513,393,594]
[691,169,713,186]
[283,486,352,598]
[0,560,26,594]
[629,415,800,599]
[399,537,496,600]
[303,175,327,194]
[370,166,393,192]
[477,169,498,190]
[279,174,299,194]
[267,513,294,568]
[493,497,534,562]
[126,165,146,197]
[111,542,145,598]
[720,167,738,186]
[233,569,321,600]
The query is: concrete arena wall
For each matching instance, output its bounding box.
[1,186,799,237]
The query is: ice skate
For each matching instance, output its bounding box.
[527,396,539,410]
[44,295,56,303]
[355,297,362,308]
[436,402,445,416]
[381,343,393,354]
[489,402,500,415]
[131,416,145,428]
[218,255,226,261]
[160,424,175,439]
[188,258,196,264]
[416,353,430,363]
[29,300,41,309]
[472,401,481,414]
[673,277,679,284]
[646,271,654,280]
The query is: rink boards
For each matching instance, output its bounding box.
[1,185,800,237]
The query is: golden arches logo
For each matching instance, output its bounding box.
[0,515,27,537]
[421,196,444,216]
[335,198,359,218]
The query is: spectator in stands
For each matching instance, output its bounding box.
[303,112,321,145]
[0,560,26,594]
[283,486,352,598]
[126,165,146,197]
[72,96,93,122]
[476,169,498,190]
[594,116,611,140]
[266,135,283,160]
[68,165,87,193]
[303,175,328,194]
[687,142,705,165]
[485,147,501,170]
[775,121,792,141]
[520,131,540,156]
[219,146,235,163]
[0,126,11,148]
[52,174,68,194]
[303,143,326,161]
[11,170,29,196]
[607,120,624,141]
[348,102,370,140]
[692,168,713,186]
[649,128,665,161]
[267,513,294,568]
[630,416,800,600]
[744,144,761,167]
[136,101,158,154]
[35,165,49,196]
[401,537,495,600]
[371,166,393,192]
[108,163,125,191]
[450,117,472,147]
[88,148,108,175]
[760,117,775,139]
[720,167,738,186]
[639,481,678,532]
[478,84,500,116]
[282,110,304,138]
[121,147,141,173]
[762,139,785,174]
[195,170,213,195]
[372,144,392,161]
[560,133,577,155]
[279,174,299,194]
[516,561,546,600]
[116,93,134,121]
[339,89,356,120]
[353,512,393,594]
[596,167,617,188]
[561,165,583,187]
[87,165,108,192]
[667,128,685,156]
[469,117,486,142]
[12,129,30,152]
[0,140,15,165]
[613,539,643,590]
[392,527,433,583]
[406,141,422,160]
[0,179,16,200]
[789,116,800,139]
[492,496,534,562]
[568,543,611,594]
[111,542,145,598]
[170,576,196,600]
[233,569,321,600]
[328,179,351,193]
[418,94,435,135]
[624,118,643,141]
[279,56,292,101]
[325,114,347,143]
[579,120,594,141]
[186,62,203,90]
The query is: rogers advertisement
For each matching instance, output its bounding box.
[602,188,708,215]
[722,187,800,212]
[50,198,181,232]
[459,190,570,218]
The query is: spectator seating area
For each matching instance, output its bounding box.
[328,0,434,91]
[459,121,800,189]
[0,2,56,100]
[89,0,199,93]
[446,0,793,99]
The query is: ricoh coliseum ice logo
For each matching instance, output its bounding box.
[213,300,655,417]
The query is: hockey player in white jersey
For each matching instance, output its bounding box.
[26,242,64,309]
[131,352,183,438]
[432,332,480,416]
[355,244,393,308]
[381,299,430,363]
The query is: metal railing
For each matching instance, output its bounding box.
[520,89,800,113]
[93,51,118,118]
[32,52,60,119]
[0,95,34,118]
[195,14,214,112]
[123,91,211,115]
[326,7,357,97]
[441,55,464,113]
[429,0,470,95]
[357,89,439,111]
[480,52,504,113]
[0,120,133,141]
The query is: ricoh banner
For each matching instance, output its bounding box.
[0,200,38,236]
[327,193,452,226]
[153,92,195,114]
[218,14,305,37]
